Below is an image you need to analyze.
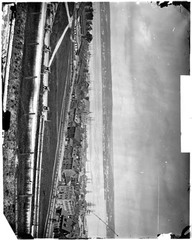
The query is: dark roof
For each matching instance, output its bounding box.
[74,127,82,143]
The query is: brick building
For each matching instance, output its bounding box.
[63,158,73,169]
[58,186,75,200]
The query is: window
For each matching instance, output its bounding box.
[58,194,62,199]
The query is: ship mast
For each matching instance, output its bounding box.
[91,212,119,237]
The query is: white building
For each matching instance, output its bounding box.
[56,185,76,215]
[56,199,75,216]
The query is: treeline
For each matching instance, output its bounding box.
[78,2,94,43]
[83,2,93,43]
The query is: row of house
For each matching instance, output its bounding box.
[56,185,76,215]
[53,181,84,237]
[53,207,78,238]
[68,97,90,125]
[62,95,90,175]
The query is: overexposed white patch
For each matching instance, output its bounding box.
[136,20,152,48]
[157,233,172,239]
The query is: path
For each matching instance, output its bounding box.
[48,3,73,67]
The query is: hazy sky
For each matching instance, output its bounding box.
[87,2,190,239]
[111,2,190,238]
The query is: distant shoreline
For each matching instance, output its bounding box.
[100,2,115,238]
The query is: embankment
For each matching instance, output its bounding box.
[3,3,27,233]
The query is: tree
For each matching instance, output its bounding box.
[85,32,93,43]
[86,12,93,20]
[86,25,92,32]
[85,2,93,7]
[87,209,94,214]
[87,202,95,207]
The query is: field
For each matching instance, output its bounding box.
[37,3,74,237]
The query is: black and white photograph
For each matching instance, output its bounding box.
[1,1,191,239]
